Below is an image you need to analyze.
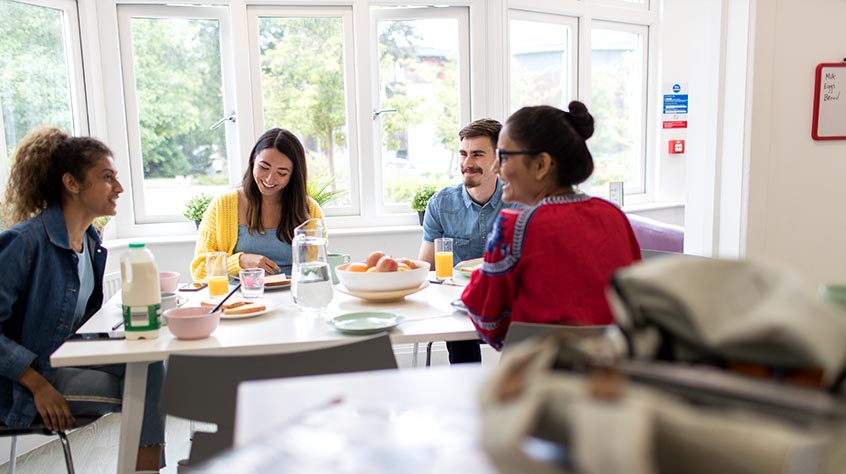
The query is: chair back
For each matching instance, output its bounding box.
[162,334,398,464]
[503,322,611,351]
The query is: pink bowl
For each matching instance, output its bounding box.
[164,307,220,340]
[159,271,181,293]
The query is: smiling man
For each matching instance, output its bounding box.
[418,118,521,364]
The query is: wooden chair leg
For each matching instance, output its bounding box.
[426,341,434,367]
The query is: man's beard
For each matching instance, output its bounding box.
[462,168,483,188]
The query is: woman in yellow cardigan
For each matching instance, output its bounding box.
[191,128,325,280]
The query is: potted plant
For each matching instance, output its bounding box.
[183,193,214,228]
[411,184,437,225]
[307,176,347,207]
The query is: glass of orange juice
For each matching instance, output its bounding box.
[434,238,454,281]
[206,252,229,297]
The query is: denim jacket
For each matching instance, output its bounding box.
[0,204,106,427]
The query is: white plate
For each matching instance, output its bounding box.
[219,299,278,320]
[454,258,483,277]
[329,312,403,334]
[450,299,468,314]
[335,281,429,302]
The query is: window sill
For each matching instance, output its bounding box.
[623,201,684,213]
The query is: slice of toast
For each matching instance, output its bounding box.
[460,263,482,274]
[265,273,291,287]
[201,299,249,310]
[222,302,266,316]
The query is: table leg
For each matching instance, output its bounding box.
[117,361,149,473]
[412,343,419,368]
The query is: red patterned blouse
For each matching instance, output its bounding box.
[460,194,641,350]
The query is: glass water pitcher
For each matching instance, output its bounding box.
[291,218,333,313]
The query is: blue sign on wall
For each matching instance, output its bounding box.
[663,94,689,114]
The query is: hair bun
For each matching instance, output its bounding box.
[566,101,594,140]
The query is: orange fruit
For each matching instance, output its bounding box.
[347,262,368,272]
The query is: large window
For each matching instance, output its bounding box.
[507,8,652,201]
[0,0,86,171]
[589,23,648,194]
[248,7,356,215]
[509,12,577,112]
[17,1,661,236]
[373,7,470,212]
[118,5,235,224]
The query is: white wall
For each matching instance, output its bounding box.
[742,0,846,284]
[660,0,723,256]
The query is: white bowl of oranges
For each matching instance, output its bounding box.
[335,251,430,292]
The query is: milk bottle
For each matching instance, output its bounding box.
[121,243,161,339]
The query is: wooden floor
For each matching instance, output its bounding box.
[0,343,498,473]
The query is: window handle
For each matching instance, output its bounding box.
[209,112,236,130]
[372,108,397,120]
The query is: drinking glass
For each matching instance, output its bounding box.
[291,219,333,315]
[206,252,229,297]
[240,268,265,299]
[434,237,454,281]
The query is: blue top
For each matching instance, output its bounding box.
[0,204,106,428]
[233,225,293,276]
[422,179,521,265]
[73,237,94,330]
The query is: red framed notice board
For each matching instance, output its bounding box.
[812,62,846,140]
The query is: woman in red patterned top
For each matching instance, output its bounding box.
[461,102,641,350]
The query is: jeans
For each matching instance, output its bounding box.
[446,339,482,364]
[51,362,166,449]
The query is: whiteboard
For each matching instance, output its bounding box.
[812,63,846,140]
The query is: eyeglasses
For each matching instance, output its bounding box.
[495,148,541,164]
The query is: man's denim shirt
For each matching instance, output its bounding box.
[0,204,106,427]
[422,179,521,265]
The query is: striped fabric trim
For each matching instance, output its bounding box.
[64,395,122,405]
[483,193,591,276]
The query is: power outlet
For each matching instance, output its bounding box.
[607,181,624,208]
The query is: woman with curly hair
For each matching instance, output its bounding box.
[461,102,642,350]
[0,127,165,471]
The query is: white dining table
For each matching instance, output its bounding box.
[50,277,475,473]
[192,365,497,473]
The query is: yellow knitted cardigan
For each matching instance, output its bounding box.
[190,189,326,281]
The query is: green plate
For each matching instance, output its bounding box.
[330,312,403,335]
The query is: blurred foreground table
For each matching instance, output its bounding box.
[193,365,496,473]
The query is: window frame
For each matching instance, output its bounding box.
[589,19,650,196]
[116,3,240,226]
[506,9,579,114]
[0,0,89,194]
[245,5,360,218]
[369,5,472,216]
[507,0,658,203]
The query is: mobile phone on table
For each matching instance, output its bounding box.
[67,331,125,341]
[179,282,208,292]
